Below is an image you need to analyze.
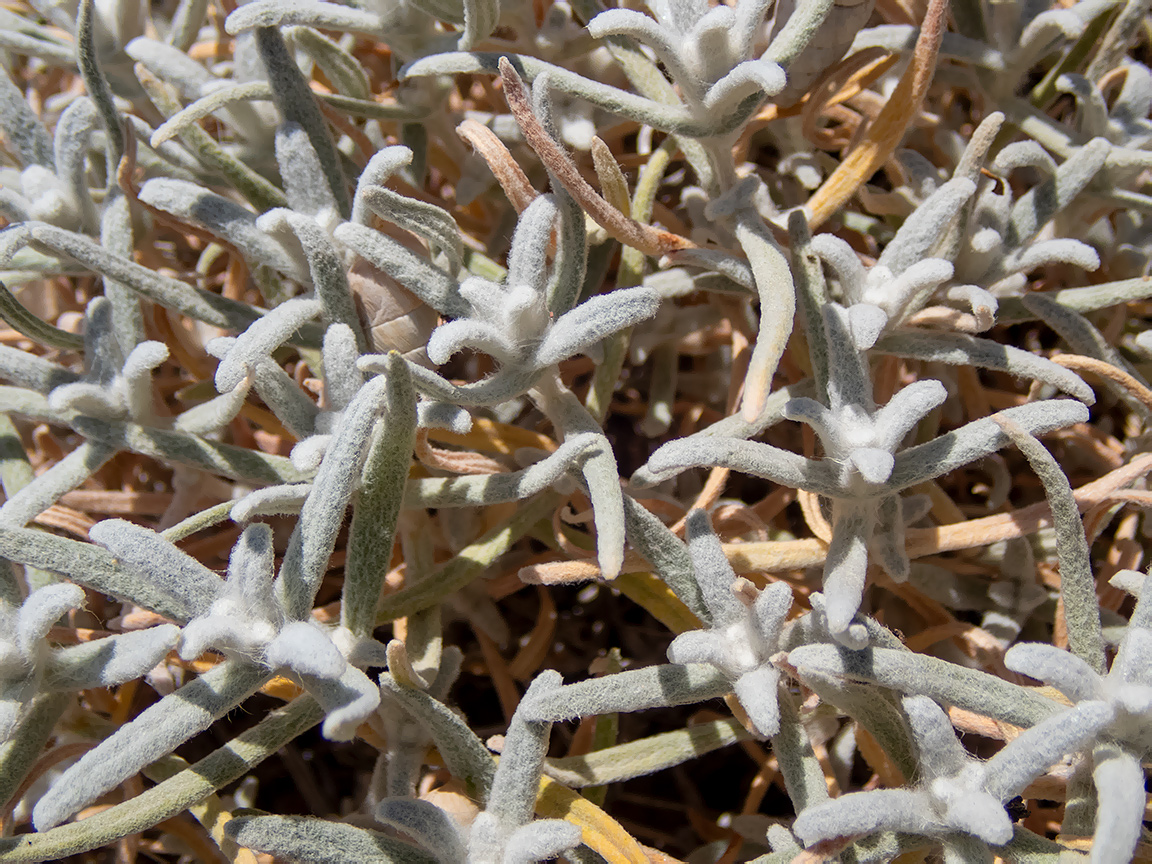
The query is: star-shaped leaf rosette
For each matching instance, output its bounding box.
[666,510,793,737]
[1002,567,1152,864]
[359,193,660,580]
[44,296,251,435]
[791,695,1112,859]
[809,113,1104,335]
[584,0,785,121]
[172,522,364,688]
[643,302,1090,647]
[809,181,965,329]
[373,193,661,408]
[207,300,367,476]
[30,521,383,831]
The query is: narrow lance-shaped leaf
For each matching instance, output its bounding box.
[0,69,53,168]
[994,416,1104,672]
[225,0,383,34]
[251,26,351,219]
[0,346,78,395]
[0,275,84,351]
[299,665,381,742]
[131,63,286,211]
[334,222,469,318]
[71,416,309,485]
[787,644,1064,728]
[621,494,707,620]
[44,625,181,692]
[278,374,390,620]
[1022,292,1151,420]
[214,298,322,392]
[289,26,372,101]
[0,440,116,529]
[771,687,831,816]
[542,718,748,788]
[24,224,325,343]
[888,399,1090,492]
[138,179,309,282]
[788,210,830,398]
[99,187,145,357]
[1088,741,1145,864]
[403,434,598,509]
[486,671,563,830]
[0,523,216,623]
[1005,137,1110,249]
[76,0,123,168]
[378,671,496,800]
[357,185,464,278]
[32,660,273,830]
[226,815,439,864]
[644,434,843,496]
[404,52,763,138]
[522,663,730,723]
[874,330,1094,403]
[0,413,36,603]
[343,355,416,636]
[3,693,325,861]
[264,212,368,348]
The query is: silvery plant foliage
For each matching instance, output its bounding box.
[2,0,1152,858]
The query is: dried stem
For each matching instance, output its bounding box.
[499,57,695,256]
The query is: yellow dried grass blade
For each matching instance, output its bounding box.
[536,774,650,864]
[427,416,558,454]
[803,0,947,228]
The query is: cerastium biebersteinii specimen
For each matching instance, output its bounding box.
[3,0,1152,860]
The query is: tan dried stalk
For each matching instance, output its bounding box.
[797,489,834,543]
[456,118,539,213]
[33,504,96,539]
[507,587,556,681]
[800,48,898,149]
[1052,353,1152,413]
[414,429,507,475]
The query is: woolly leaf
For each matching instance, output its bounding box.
[300,664,381,741]
[139,179,308,282]
[875,330,1094,403]
[790,644,1063,728]
[995,417,1104,672]
[378,671,496,799]
[278,375,390,619]
[43,625,181,691]
[523,663,730,723]
[343,354,416,636]
[0,69,53,169]
[373,799,467,864]
[32,660,272,830]
[226,815,439,864]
